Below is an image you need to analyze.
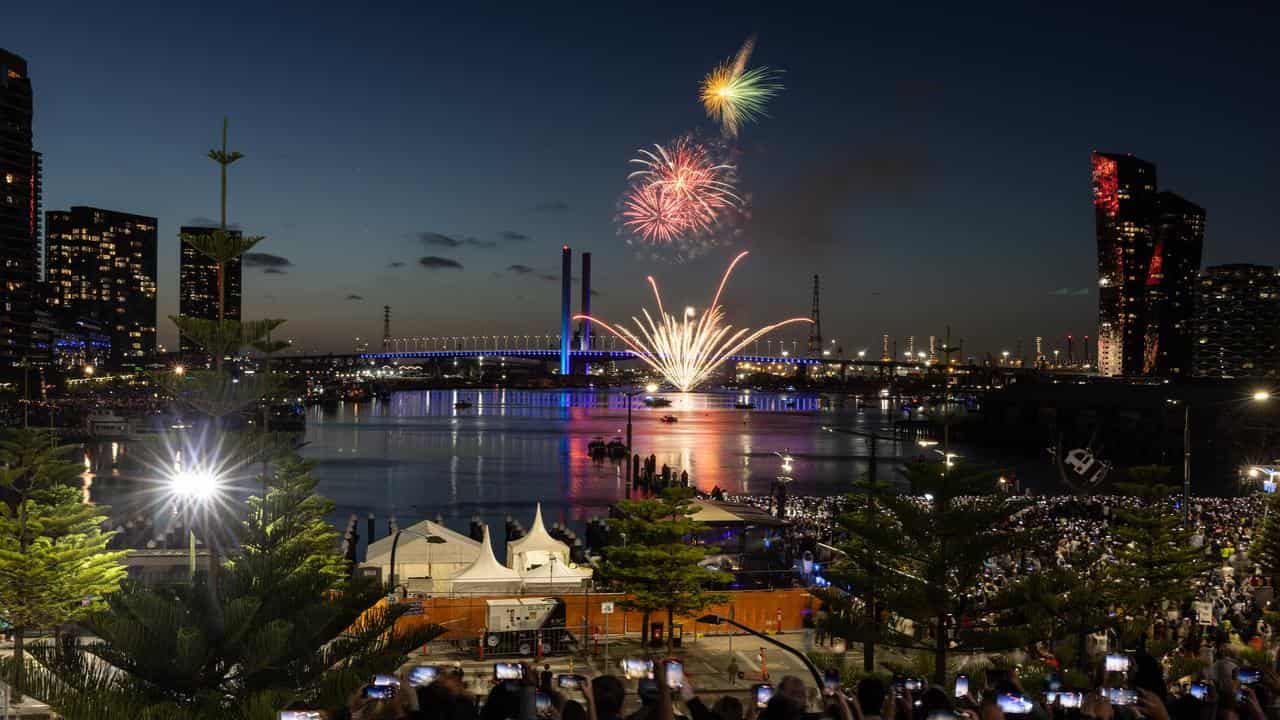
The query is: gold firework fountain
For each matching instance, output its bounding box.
[576,251,811,391]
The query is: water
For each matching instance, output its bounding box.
[85,389,952,553]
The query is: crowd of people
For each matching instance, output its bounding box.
[333,657,1280,720]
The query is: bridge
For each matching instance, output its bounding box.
[363,347,830,366]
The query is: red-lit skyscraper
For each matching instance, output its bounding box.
[1092,153,1202,377]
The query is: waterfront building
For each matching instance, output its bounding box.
[178,226,242,354]
[1193,264,1280,379]
[1092,153,1203,377]
[0,49,42,366]
[45,206,158,366]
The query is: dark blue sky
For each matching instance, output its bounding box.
[8,2,1279,355]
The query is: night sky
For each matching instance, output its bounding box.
[7,2,1279,356]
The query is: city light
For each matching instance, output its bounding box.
[170,467,222,501]
[173,364,185,376]
[1253,390,1272,402]
[575,251,811,391]
[645,383,659,393]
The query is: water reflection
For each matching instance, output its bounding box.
[86,389,918,555]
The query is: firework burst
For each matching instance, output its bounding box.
[700,36,783,138]
[575,251,811,391]
[619,135,741,253]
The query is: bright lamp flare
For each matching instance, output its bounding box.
[700,36,783,138]
[171,468,221,501]
[575,251,811,392]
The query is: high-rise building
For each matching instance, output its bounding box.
[0,49,42,366]
[881,333,890,362]
[45,207,158,366]
[1092,153,1203,377]
[1193,264,1280,379]
[1093,152,1157,377]
[1148,192,1205,377]
[179,226,242,353]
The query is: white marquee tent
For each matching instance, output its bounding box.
[449,525,523,595]
[364,519,481,588]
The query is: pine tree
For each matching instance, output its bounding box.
[602,488,728,651]
[820,475,896,672]
[0,429,128,703]
[1107,465,1207,646]
[826,461,1040,683]
[6,118,441,720]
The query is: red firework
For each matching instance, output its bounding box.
[621,136,740,246]
[621,183,688,244]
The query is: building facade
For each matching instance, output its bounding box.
[1092,153,1204,377]
[178,226,242,354]
[1193,264,1280,379]
[45,206,158,366]
[0,49,42,366]
[1147,192,1205,377]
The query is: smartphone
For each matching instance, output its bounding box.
[620,658,654,680]
[494,662,524,681]
[664,659,684,689]
[362,685,395,700]
[824,670,841,696]
[1238,668,1261,685]
[754,683,775,709]
[996,693,1034,715]
[279,713,325,720]
[902,678,924,692]
[1189,682,1209,700]
[1104,688,1137,706]
[535,690,554,718]
[1104,654,1130,673]
[1045,692,1082,709]
[557,674,584,690]
[371,674,399,687]
[408,666,439,687]
[1045,673,1063,692]
[954,675,969,699]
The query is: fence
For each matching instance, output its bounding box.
[387,588,816,652]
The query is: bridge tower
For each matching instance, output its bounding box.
[560,246,572,375]
[806,274,822,356]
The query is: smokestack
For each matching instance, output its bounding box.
[581,252,591,375]
[560,246,572,375]
[580,252,591,350]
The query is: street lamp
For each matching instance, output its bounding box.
[697,614,823,690]
[1173,389,1272,524]
[622,383,660,496]
[169,465,222,580]
[387,528,446,592]
[173,364,185,376]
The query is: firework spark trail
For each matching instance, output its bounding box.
[575,251,811,391]
[620,183,689,244]
[700,36,783,138]
[628,138,740,219]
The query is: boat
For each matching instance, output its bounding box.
[454,401,473,409]
[660,415,678,423]
[644,396,672,408]
[734,401,754,410]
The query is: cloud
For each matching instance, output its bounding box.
[387,261,405,268]
[345,294,364,301]
[418,256,463,270]
[416,231,496,249]
[262,268,287,275]
[538,273,558,282]
[242,252,293,269]
[500,230,531,242]
[533,200,569,213]
[1073,288,1090,296]
[506,264,535,274]
[184,217,243,231]
[1049,287,1091,296]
